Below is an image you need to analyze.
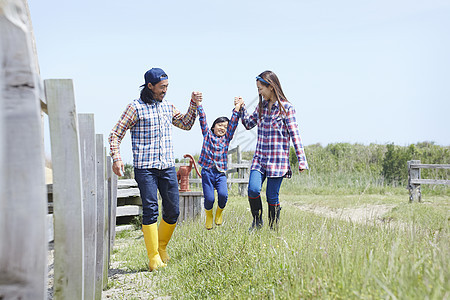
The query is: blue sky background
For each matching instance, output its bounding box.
[29,0,450,164]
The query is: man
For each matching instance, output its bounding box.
[109,68,202,271]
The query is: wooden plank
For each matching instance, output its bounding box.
[117,188,141,198]
[47,214,54,243]
[116,225,135,232]
[118,179,138,189]
[45,79,84,299]
[0,2,47,299]
[102,150,110,289]
[411,179,450,185]
[78,113,97,300]
[193,195,201,219]
[178,191,203,197]
[187,196,194,220]
[120,196,142,206]
[188,178,202,184]
[116,205,143,217]
[228,163,251,169]
[109,164,118,259]
[95,134,106,299]
[106,157,113,267]
[230,178,249,184]
[407,160,421,202]
[23,0,47,112]
[410,164,450,170]
[179,195,185,223]
[236,145,242,163]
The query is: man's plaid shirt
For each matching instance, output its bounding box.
[109,98,197,169]
[240,99,308,178]
[197,105,239,172]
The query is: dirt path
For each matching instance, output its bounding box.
[291,203,396,224]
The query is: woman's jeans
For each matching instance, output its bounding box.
[248,169,283,205]
[201,167,228,210]
[134,167,179,225]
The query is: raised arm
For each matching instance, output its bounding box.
[172,99,197,130]
[240,104,258,130]
[225,97,243,141]
[284,106,308,171]
[225,110,240,142]
[234,96,258,130]
[197,105,209,137]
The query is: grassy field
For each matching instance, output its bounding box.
[105,182,449,299]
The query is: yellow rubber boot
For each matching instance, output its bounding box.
[158,219,176,263]
[215,207,224,226]
[205,209,213,230]
[142,223,166,271]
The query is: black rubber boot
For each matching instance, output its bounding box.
[249,196,263,231]
[268,204,281,230]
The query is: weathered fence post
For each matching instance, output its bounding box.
[0,1,48,298]
[236,145,248,197]
[45,79,84,299]
[408,160,421,203]
[95,134,107,298]
[102,149,110,288]
[107,156,118,260]
[78,113,97,300]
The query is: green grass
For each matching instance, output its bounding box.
[108,191,449,299]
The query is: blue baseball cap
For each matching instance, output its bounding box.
[140,68,168,87]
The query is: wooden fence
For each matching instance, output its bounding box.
[1,2,118,299]
[407,160,450,202]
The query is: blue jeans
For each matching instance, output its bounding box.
[248,169,283,205]
[201,167,228,210]
[134,167,180,225]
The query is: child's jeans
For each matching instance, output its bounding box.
[201,167,228,210]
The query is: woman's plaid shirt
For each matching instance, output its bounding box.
[109,98,197,169]
[240,99,308,178]
[197,105,239,172]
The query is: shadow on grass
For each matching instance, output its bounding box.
[108,267,147,276]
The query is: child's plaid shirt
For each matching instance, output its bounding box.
[197,105,239,172]
[109,98,197,169]
[240,99,308,178]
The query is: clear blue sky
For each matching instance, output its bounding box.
[29,0,450,164]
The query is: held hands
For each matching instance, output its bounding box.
[192,91,203,106]
[234,96,244,111]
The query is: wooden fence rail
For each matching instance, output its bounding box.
[407,160,450,202]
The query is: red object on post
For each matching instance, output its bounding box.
[177,154,201,192]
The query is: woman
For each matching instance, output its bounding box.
[236,70,308,230]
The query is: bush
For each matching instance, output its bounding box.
[381,144,412,185]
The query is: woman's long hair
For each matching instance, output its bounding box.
[257,70,289,119]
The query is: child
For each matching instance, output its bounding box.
[197,98,244,229]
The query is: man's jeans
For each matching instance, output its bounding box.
[134,167,179,225]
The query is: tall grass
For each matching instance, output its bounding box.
[109,194,449,299]
[107,142,449,298]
